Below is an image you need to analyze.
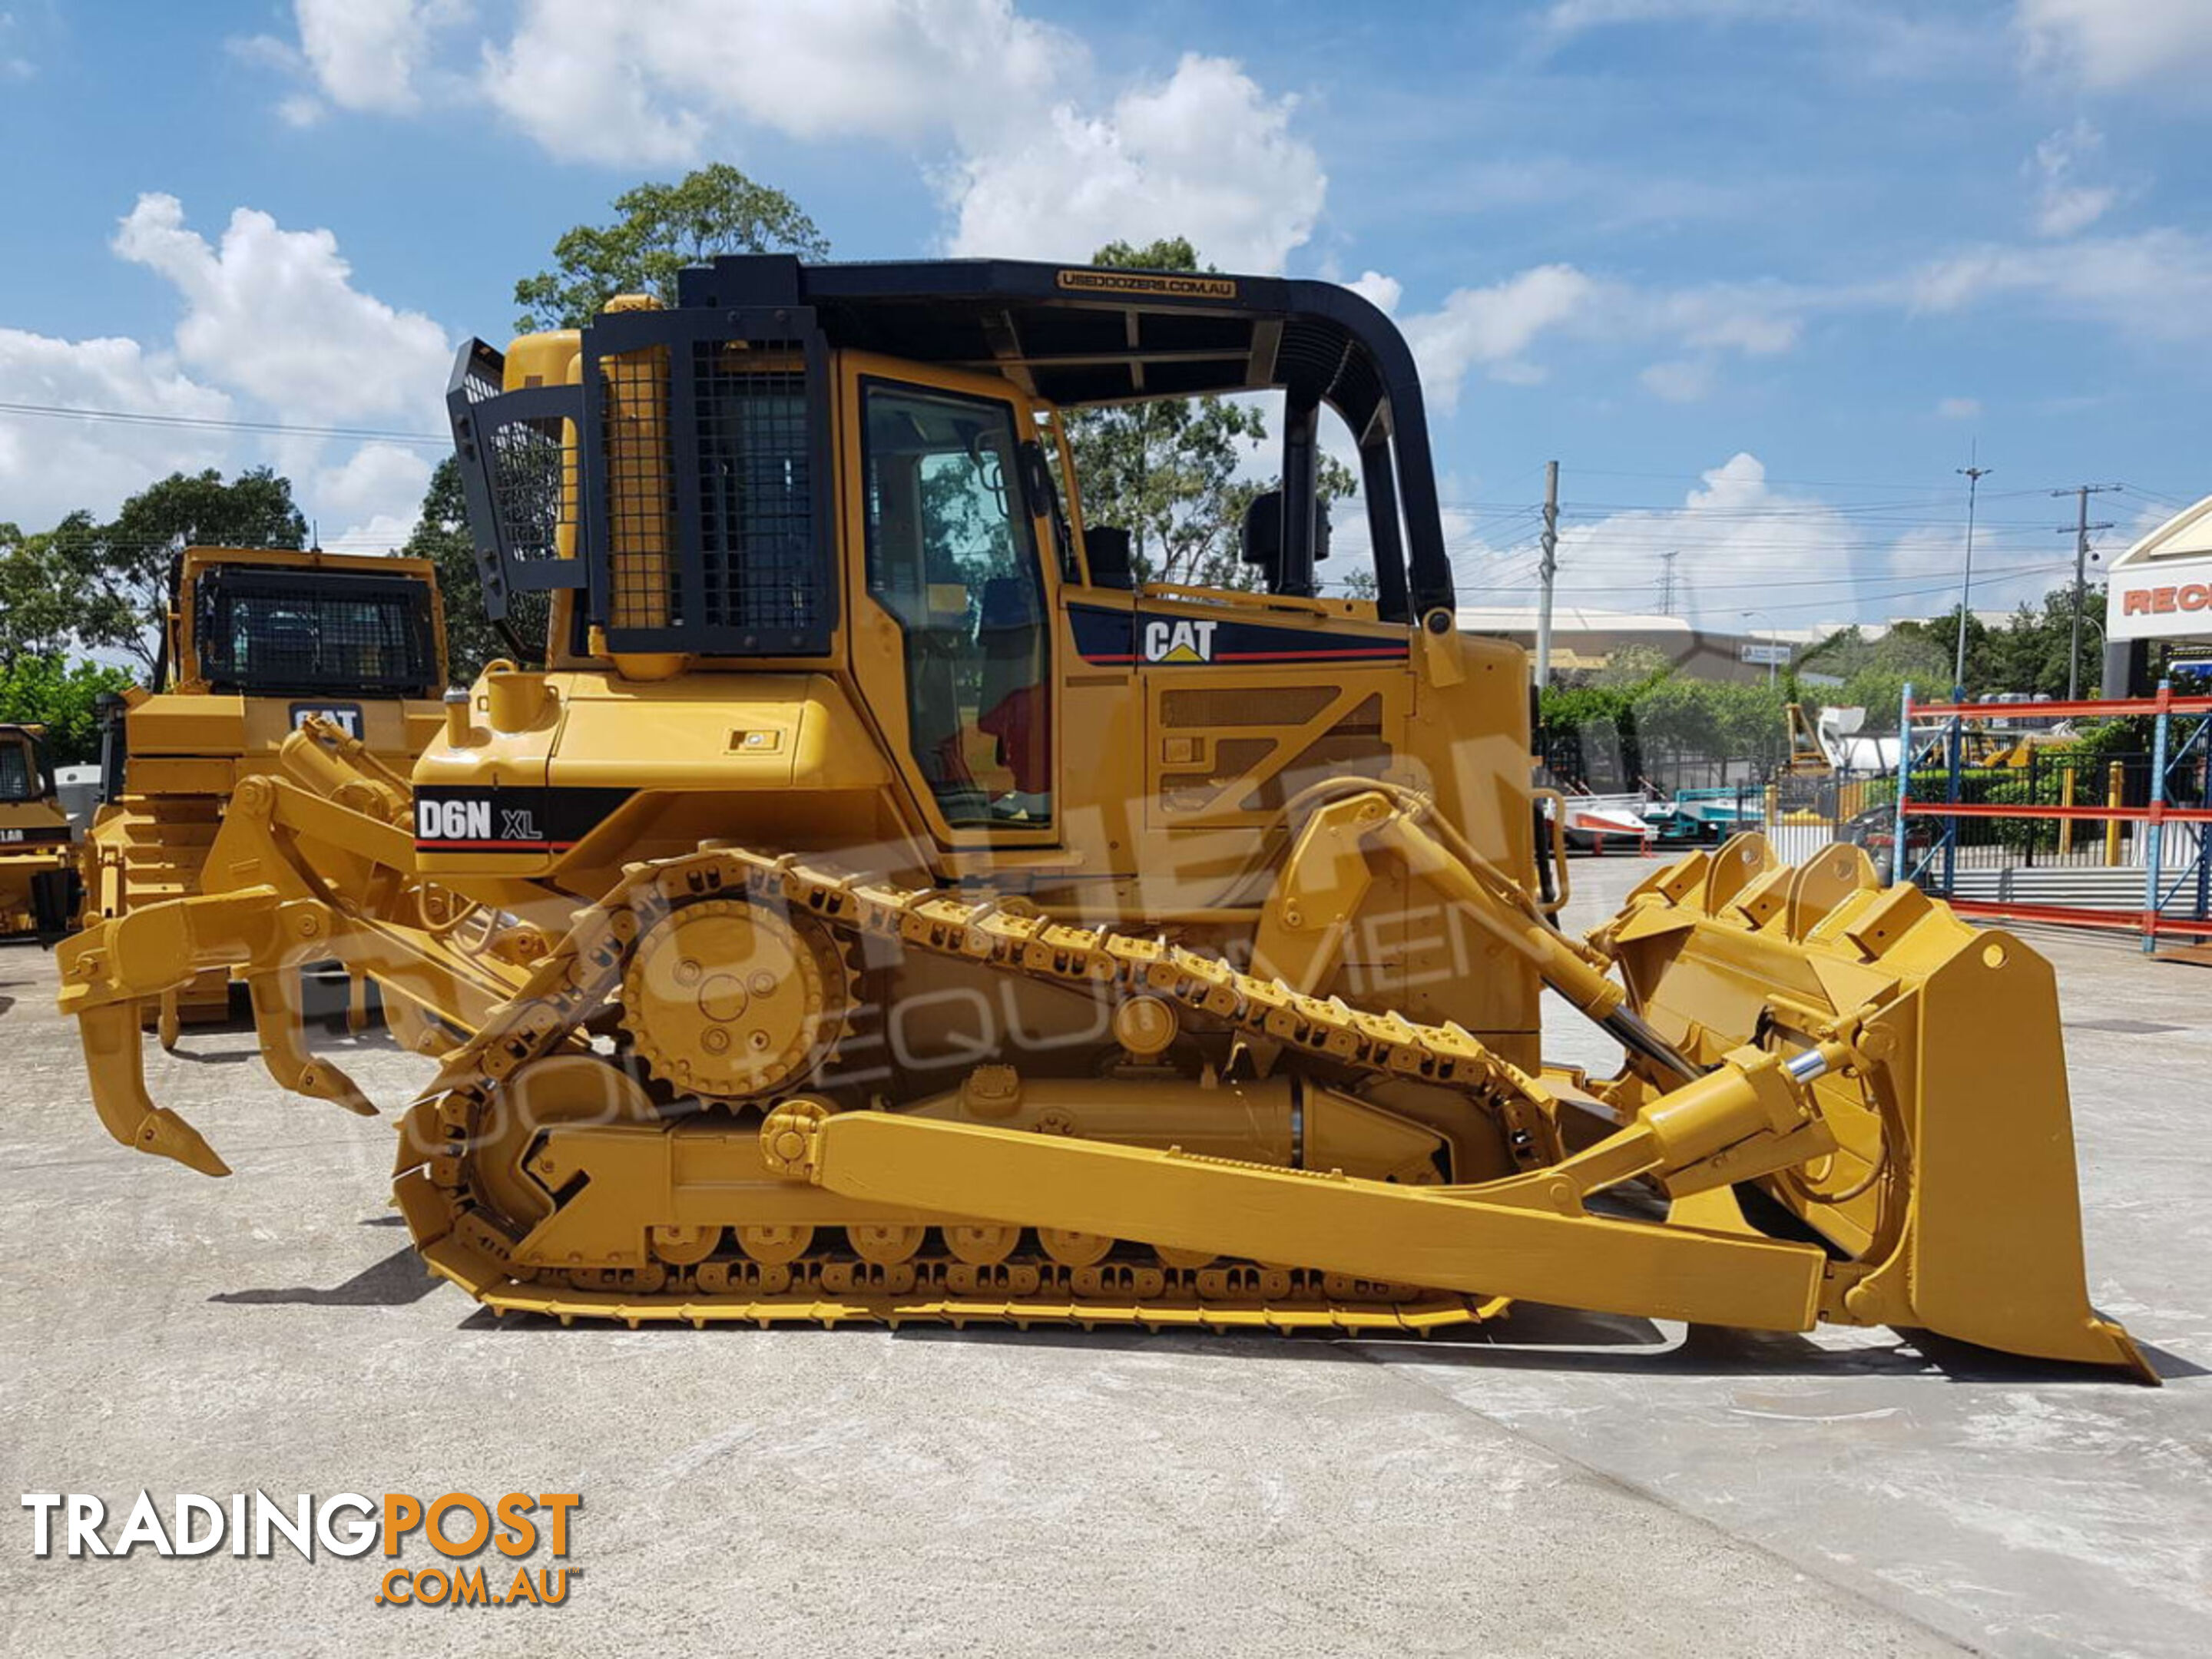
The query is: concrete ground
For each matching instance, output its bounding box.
[1,859,2205,1658]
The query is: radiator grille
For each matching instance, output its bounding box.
[1240,694,1389,811]
[1157,694,1391,816]
[1159,684,1336,728]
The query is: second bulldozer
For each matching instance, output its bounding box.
[65,545,446,1028]
[1,723,71,937]
[55,256,2148,1379]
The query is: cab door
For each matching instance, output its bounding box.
[840,354,1060,851]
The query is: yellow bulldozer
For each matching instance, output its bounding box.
[61,545,448,1031]
[54,257,2148,1379]
[1,724,72,936]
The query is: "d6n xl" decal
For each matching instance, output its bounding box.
[412,786,631,853]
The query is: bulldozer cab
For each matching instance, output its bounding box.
[0,724,65,836]
[447,257,1494,879]
[2,724,71,938]
[62,546,449,973]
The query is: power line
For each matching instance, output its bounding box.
[0,399,449,447]
[2052,484,2120,702]
[1535,460,1559,686]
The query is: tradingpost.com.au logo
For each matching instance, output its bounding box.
[23,1490,582,1610]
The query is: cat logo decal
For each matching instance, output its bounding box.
[1142,619,1218,664]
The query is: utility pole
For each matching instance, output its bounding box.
[2051,484,2119,702]
[1657,548,1678,615]
[1740,609,1778,689]
[1953,455,1992,693]
[1535,459,1559,686]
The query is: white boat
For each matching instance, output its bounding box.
[1545,790,1657,852]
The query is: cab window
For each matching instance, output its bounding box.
[862,381,1051,827]
[0,737,32,801]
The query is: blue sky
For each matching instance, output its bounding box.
[2,0,2207,631]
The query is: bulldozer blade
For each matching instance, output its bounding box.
[1604,835,2153,1381]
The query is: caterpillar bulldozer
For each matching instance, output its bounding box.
[55,545,447,1032]
[2,724,71,937]
[54,257,2150,1379]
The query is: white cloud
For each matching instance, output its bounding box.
[1555,453,1856,628]
[293,0,466,114]
[325,511,421,554]
[1544,0,1817,31]
[256,1,1323,274]
[1400,265,1600,408]
[0,197,449,544]
[1640,359,1714,402]
[0,330,233,526]
[1547,455,2071,628]
[2018,0,2212,89]
[1650,285,1803,355]
[309,442,435,548]
[1908,230,2212,340]
[1,9,34,80]
[1936,396,1981,420]
[1346,270,1403,316]
[112,194,451,429]
[478,0,1076,165]
[1379,263,1807,409]
[2028,120,2114,238]
[945,54,1325,271]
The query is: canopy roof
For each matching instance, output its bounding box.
[669,256,1452,616]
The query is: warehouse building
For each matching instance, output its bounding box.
[2105,495,2212,691]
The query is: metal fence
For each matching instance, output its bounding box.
[1557,737,2210,953]
[1541,693,2212,954]
[1892,684,2212,952]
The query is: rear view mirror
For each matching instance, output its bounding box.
[1241,489,1282,580]
[1241,491,1331,576]
[1084,525,1134,590]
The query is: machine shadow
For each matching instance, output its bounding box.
[167,1043,263,1066]
[210,1244,443,1307]
[448,1299,2188,1387]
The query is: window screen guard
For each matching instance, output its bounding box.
[192,568,439,697]
[582,304,837,657]
[0,738,32,801]
[446,339,589,624]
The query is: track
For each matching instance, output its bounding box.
[394,844,1567,1330]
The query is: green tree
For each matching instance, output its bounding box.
[1801,582,2112,717]
[1063,237,1355,591]
[48,468,306,674]
[514,164,830,332]
[402,457,548,682]
[0,525,79,666]
[0,654,134,766]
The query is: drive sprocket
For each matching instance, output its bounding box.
[618,896,850,1101]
